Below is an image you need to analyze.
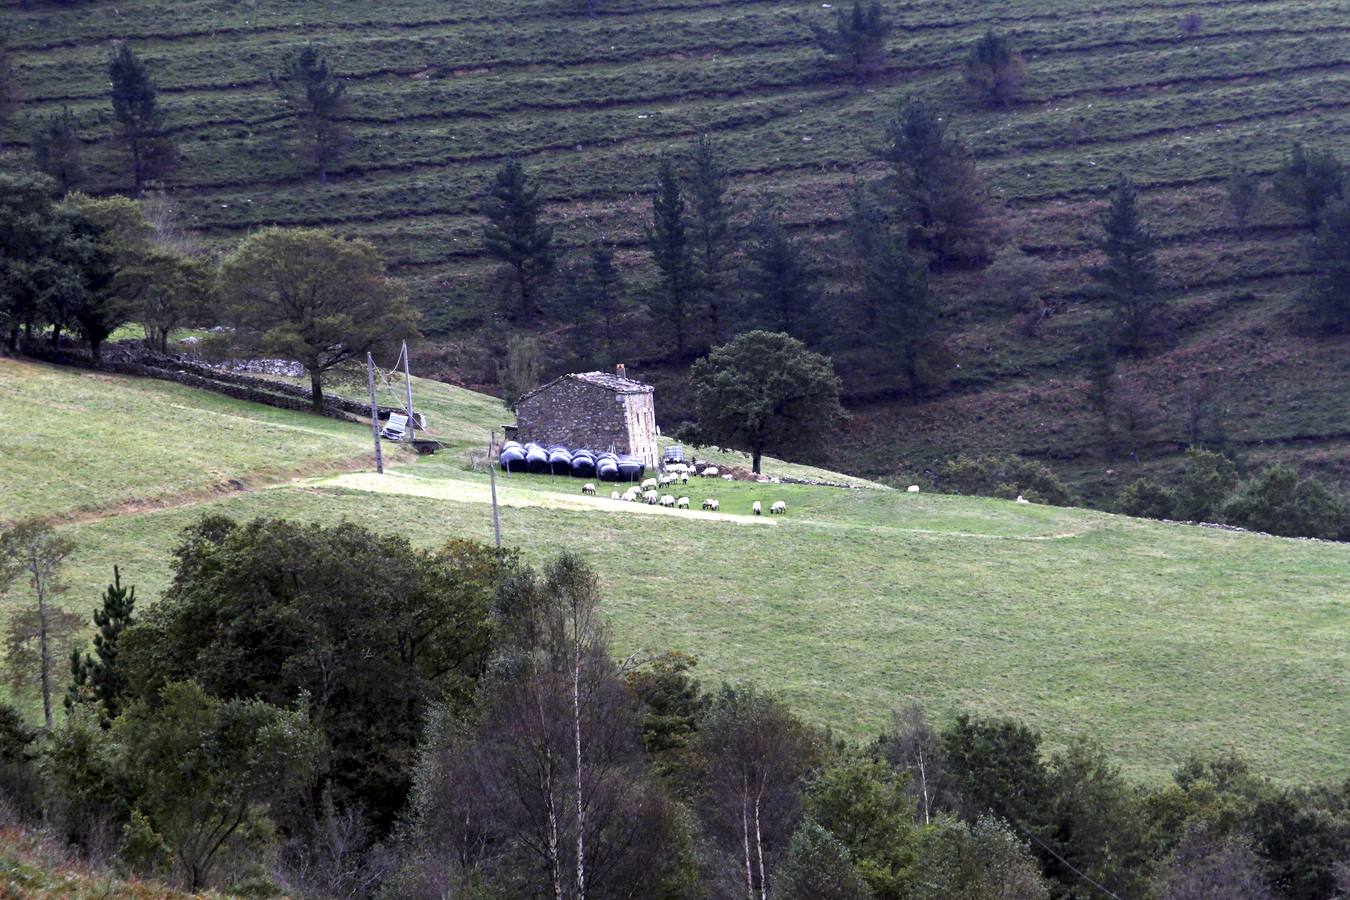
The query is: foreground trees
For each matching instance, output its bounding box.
[690,330,845,473]
[217,227,417,410]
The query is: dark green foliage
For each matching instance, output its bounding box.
[0,40,15,152]
[646,155,699,357]
[941,714,1050,836]
[811,0,893,85]
[1222,465,1346,540]
[844,185,935,388]
[1227,170,1260,226]
[0,703,42,821]
[1089,175,1168,355]
[31,108,86,195]
[963,30,1026,108]
[587,242,624,358]
[877,100,989,268]
[1305,194,1350,333]
[1248,785,1350,899]
[1117,477,1178,520]
[937,455,1076,506]
[907,816,1049,900]
[120,517,512,832]
[497,331,543,408]
[690,330,844,473]
[777,821,875,900]
[624,651,706,765]
[1175,447,1240,522]
[271,44,351,185]
[39,708,130,850]
[806,758,917,897]
[67,565,137,726]
[742,208,818,342]
[1272,144,1344,227]
[687,135,737,344]
[108,45,175,193]
[115,680,321,889]
[481,159,554,321]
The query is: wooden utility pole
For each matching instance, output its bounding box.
[488,429,502,549]
[367,353,384,474]
[402,339,415,442]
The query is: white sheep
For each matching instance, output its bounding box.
[582,483,596,496]
[641,477,658,491]
[1015,495,1030,504]
[702,466,719,477]
[722,473,734,481]
[644,490,659,505]
[907,485,920,493]
[623,489,640,502]
[679,472,689,484]
[659,473,675,487]
[770,500,786,515]
[667,463,687,474]
[752,500,762,515]
[610,490,621,500]
[677,496,689,509]
[659,494,676,508]
[702,498,719,511]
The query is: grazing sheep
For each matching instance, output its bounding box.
[582,483,596,495]
[659,494,676,507]
[642,477,658,491]
[1015,495,1030,504]
[722,474,734,481]
[623,489,640,502]
[702,466,719,477]
[770,500,786,515]
[752,501,762,515]
[702,498,719,511]
[667,463,686,474]
[679,472,689,484]
[659,474,675,487]
[907,485,920,493]
[677,496,689,509]
[610,490,621,500]
[644,490,659,505]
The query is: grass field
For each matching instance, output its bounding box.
[1,364,1345,784]
[4,0,1350,495]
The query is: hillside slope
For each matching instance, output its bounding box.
[1,362,1345,784]
[3,0,1349,494]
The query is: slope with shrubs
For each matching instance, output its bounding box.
[3,0,1349,495]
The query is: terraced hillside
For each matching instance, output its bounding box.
[1,360,1347,783]
[2,0,1349,494]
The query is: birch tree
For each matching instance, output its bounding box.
[0,520,78,730]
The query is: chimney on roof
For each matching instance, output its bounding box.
[616,363,627,380]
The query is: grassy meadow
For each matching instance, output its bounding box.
[1,366,1345,784]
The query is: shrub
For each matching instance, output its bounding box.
[1117,478,1177,520]
[938,455,1077,506]
[1175,448,1239,522]
[1222,466,1346,540]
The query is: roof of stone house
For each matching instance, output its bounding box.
[517,371,654,404]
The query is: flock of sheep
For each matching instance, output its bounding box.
[579,462,787,516]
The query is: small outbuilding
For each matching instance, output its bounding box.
[512,364,659,469]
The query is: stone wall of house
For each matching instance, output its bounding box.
[621,391,659,469]
[515,377,652,456]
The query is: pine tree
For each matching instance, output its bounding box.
[67,565,137,726]
[963,30,1026,108]
[481,159,555,321]
[811,0,893,86]
[0,39,16,154]
[743,209,817,342]
[1272,143,1344,228]
[878,99,988,269]
[1305,195,1350,333]
[108,45,175,194]
[687,135,737,343]
[589,242,624,358]
[271,44,351,185]
[1088,175,1167,355]
[646,156,698,358]
[847,186,935,388]
[31,107,86,195]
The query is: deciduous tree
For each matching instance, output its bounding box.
[963,30,1026,108]
[0,519,78,730]
[1088,175,1167,355]
[690,330,844,474]
[271,44,351,185]
[482,159,554,321]
[811,0,893,86]
[108,45,175,194]
[217,227,417,410]
[32,108,86,195]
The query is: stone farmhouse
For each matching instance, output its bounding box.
[512,364,659,469]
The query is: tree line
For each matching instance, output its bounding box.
[0,515,1346,897]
